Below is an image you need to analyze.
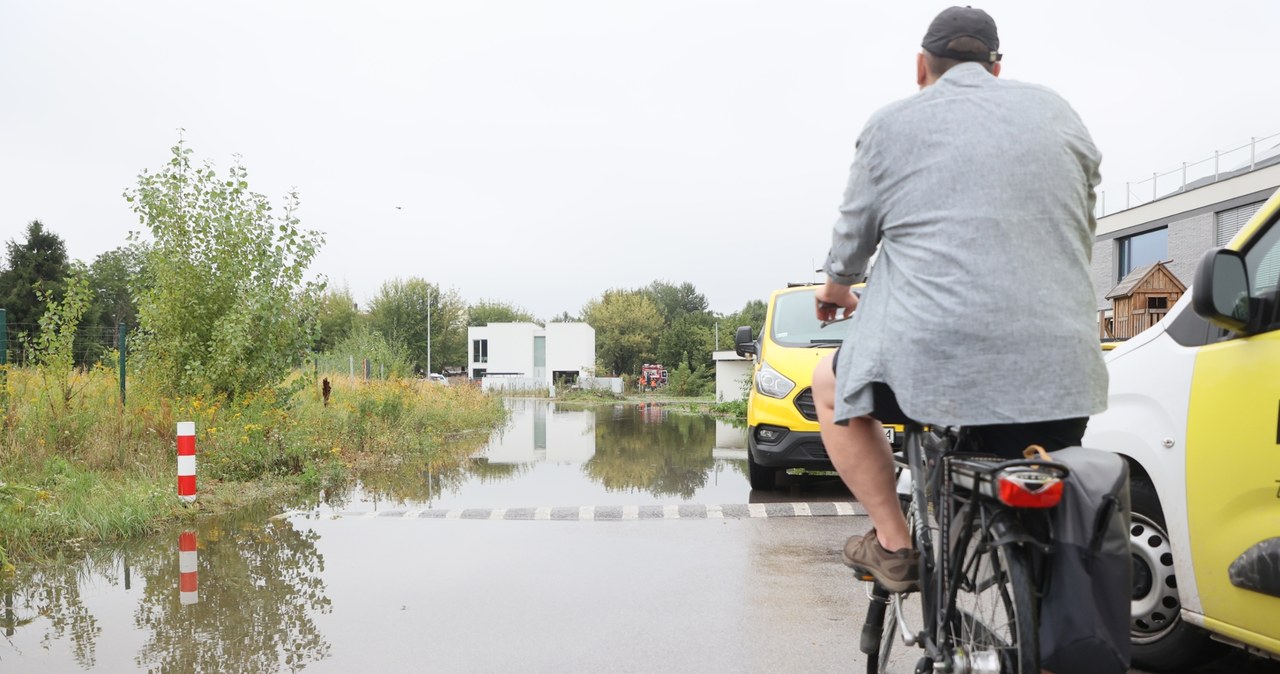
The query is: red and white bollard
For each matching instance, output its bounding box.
[178,530,199,606]
[177,421,197,502]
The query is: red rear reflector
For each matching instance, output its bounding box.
[996,471,1063,508]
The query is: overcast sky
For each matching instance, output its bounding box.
[3,1,1277,320]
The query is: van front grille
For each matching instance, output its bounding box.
[794,388,817,421]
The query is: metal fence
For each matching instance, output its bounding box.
[1099,132,1280,217]
[0,320,127,369]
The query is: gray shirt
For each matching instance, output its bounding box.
[824,63,1107,426]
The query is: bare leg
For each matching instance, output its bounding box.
[812,353,911,551]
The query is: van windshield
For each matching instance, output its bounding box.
[770,289,846,347]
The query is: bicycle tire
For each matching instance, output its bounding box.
[944,502,1038,674]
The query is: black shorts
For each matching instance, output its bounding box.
[832,349,1088,459]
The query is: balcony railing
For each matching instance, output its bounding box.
[1098,131,1280,217]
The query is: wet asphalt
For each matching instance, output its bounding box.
[2,400,1276,673]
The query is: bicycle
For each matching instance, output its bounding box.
[858,422,1070,674]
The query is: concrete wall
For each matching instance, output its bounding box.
[1166,212,1214,286]
[469,323,539,378]
[713,350,752,402]
[545,323,595,379]
[1090,238,1115,311]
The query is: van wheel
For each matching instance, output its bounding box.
[748,452,777,490]
[1128,479,1225,671]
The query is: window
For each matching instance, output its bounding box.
[1117,227,1168,280]
[472,339,488,363]
[1245,216,1280,297]
[1216,201,1265,247]
[472,368,487,380]
[769,288,841,347]
[1147,297,1168,310]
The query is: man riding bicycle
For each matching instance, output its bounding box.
[811,6,1108,593]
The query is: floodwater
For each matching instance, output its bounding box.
[3,400,1272,672]
[0,400,856,673]
[339,398,762,512]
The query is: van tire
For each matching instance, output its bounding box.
[748,451,777,490]
[1128,479,1225,671]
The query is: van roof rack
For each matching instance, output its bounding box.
[786,281,822,288]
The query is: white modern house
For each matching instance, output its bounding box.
[468,322,595,388]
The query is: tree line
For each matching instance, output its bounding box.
[1,142,767,394]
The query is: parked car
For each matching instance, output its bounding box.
[427,373,448,386]
[734,283,903,490]
[1083,186,1280,669]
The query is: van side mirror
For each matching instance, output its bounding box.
[1192,247,1253,333]
[734,325,757,358]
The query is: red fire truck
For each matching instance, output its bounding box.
[638,363,668,392]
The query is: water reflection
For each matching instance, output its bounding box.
[335,399,752,510]
[0,505,332,673]
[585,403,719,499]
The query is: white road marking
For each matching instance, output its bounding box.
[297,501,868,521]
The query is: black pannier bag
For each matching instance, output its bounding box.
[1037,446,1132,674]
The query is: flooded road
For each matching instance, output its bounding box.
[1,400,866,673]
[347,399,763,511]
[5,400,1262,672]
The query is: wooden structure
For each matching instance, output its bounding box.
[1101,261,1187,339]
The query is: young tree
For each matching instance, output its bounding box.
[32,265,94,420]
[467,300,537,327]
[124,142,325,398]
[314,286,362,353]
[581,289,662,376]
[367,278,466,374]
[86,245,143,329]
[657,314,713,371]
[644,280,712,327]
[548,310,579,323]
[0,220,70,354]
[73,245,145,366]
[719,299,768,340]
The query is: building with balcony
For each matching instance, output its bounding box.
[1091,136,1280,331]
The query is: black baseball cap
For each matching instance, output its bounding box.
[921,6,1001,63]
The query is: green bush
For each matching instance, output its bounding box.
[124,141,324,399]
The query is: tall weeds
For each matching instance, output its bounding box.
[0,367,505,571]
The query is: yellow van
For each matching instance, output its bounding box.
[733,283,902,490]
[1083,186,1280,669]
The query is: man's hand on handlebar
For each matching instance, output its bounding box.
[815,279,859,326]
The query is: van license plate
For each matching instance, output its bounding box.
[884,428,895,444]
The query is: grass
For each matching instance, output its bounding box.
[0,366,506,573]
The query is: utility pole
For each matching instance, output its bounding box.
[427,286,433,375]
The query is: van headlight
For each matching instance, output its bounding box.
[755,361,796,399]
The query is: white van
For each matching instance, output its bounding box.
[1083,187,1280,670]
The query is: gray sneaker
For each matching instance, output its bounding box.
[842,529,920,593]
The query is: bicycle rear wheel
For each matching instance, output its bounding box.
[945,503,1038,674]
